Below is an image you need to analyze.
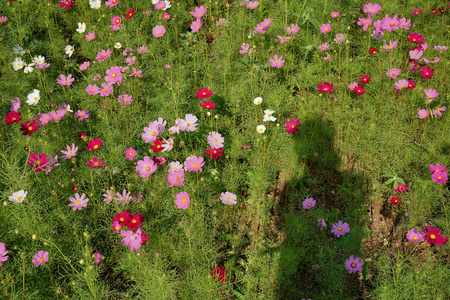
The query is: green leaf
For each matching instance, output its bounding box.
[384,178,394,185]
[233,290,245,299]
[397,178,405,185]
[362,261,371,280]
[393,181,399,190]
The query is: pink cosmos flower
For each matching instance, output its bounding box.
[331,220,350,237]
[247,1,259,9]
[50,110,66,122]
[111,16,122,26]
[179,114,198,132]
[94,251,103,266]
[334,33,345,44]
[409,49,423,60]
[318,42,330,51]
[424,89,438,100]
[79,61,90,71]
[208,131,224,148]
[386,68,401,79]
[87,157,105,169]
[383,39,398,50]
[168,161,184,173]
[269,54,285,68]
[152,25,166,37]
[121,229,143,251]
[240,44,253,54]
[126,56,136,66]
[184,155,205,172]
[320,23,332,33]
[125,148,137,161]
[138,45,149,53]
[0,243,9,266]
[96,49,112,63]
[381,14,400,32]
[433,106,446,117]
[284,118,300,134]
[286,24,300,35]
[136,156,157,178]
[175,192,190,209]
[142,123,159,143]
[330,12,339,18]
[345,255,363,274]
[0,17,7,25]
[56,74,75,86]
[318,219,326,227]
[155,1,166,10]
[432,170,448,184]
[105,66,123,85]
[99,82,113,97]
[129,67,143,77]
[69,193,89,210]
[115,189,131,205]
[168,118,182,134]
[110,24,122,31]
[348,82,358,90]
[191,19,202,33]
[167,170,185,187]
[191,6,207,18]
[364,3,382,15]
[86,84,100,96]
[394,80,408,90]
[357,16,373,31]
[417,109,429,119]
[302,198,316,209]
[103,190,114,204]
[32,251,49,267]
[429,164,445,174]
[61,144,78,160]
[399,17,411,30]
[10,97,20,112]
[434,45,448,51]
[45,154,60,173]
[86,31,96,41]
[277,36,291,44]
[162,13,170,20]
[220,192,237,205]
[407,228,424,242]
[117,94,133,105]
[105,0,119,7]
[161,138,174,152]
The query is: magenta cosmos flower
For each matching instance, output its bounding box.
[120,229,143,251]
[27,153,49,173]
[184,155,205,172]
[167,170,185,187]
[406,228,424,242]
[330,12,339,18]
[32,251,49,267]
[424,227,448,246]
[125,147,137,160]
[429,164,445,174]
[302,198,316,209]
[175,192,190,209]
[87,157,105,169]
[284,117,300,134]
[153,25,166,37]
[69,193,89,210]
[136,156,157,178]
[395,183,408,193]
[345,255,363,274]
[94,251,102,266]
[269,54,285,68]
[286,24,300,35]
[331,220,350,237]
[220,192,237,205]
[57,74,75,86]
[432,170,448,184]
[320,23,332,33]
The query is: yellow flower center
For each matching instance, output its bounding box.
[69,152,73,155]
[94,162,99,166]
[351,263,356,268]
[40,258,45,262]
[338,227,342,231]
[275,60,279,64]
[430,234,436,239]
[308,203,312,206]
[175,177,180,181]
[112,73,116,78]
[158,31,162,34]
[194,163,198,167]
[146,167,150,171]
[129,152,133,156]
[91,89,95,92]
[94,145,98,149]
[182,198,186,202]
[28,126,33,130]
[17,196,22,201]
[76,201,81,204]
[413,236,417,240]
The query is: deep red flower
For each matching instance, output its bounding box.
[140,229,149,246]
[126,214,143,230]
[206,146,223,159]
[20,120,40,135]
[72,186,78,192]
[369,47,378,55]
[359,75,371,85]
[196,88,213,99]
[59,0,75,9]
[125,8,135,19]
[407,33,425,44]
[407,80,416,89]
[354,85,366,95]
[210,265,227,284]
[424,226,448,246]
[429,8,437,15]
[5,111,22,125]
[200,100,216,110]
[317,82,334,94]
[78,133,86,140]
[390,196,402,206]
[150,139,163,153]
[113,210,131,226]
[438,6,445,13]
[420,67,434,79]
[88,138,102,151]
[27,153,49,173]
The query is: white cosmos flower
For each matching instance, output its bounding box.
[65,45,74,57]
[32,55,46,65]
[24,63,35,73]
[256,125,266,134]
[76,22,86,33]
[13,44,25,56]
[263,109,276,122]
[89,0,101,9]
[27,89,40,105]
[9,190,28,204]
[12,57,25,70]
[253,97,263,105]
[114,42,122,49]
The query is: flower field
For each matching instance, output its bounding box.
[1,0,449,299]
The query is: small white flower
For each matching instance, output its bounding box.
[263,109,276,122]
[12,57,25,70]
[32,55,45,65]
[256,125,266,134]
[24,63,35,74]
[114,42,122,49]
[76,22,86,33]
[9,190,28,204]
[65,45,74,57]
[13,44,25,56]
[89,0,101,9]
[253,97,263,105]
[27,89,40,105]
